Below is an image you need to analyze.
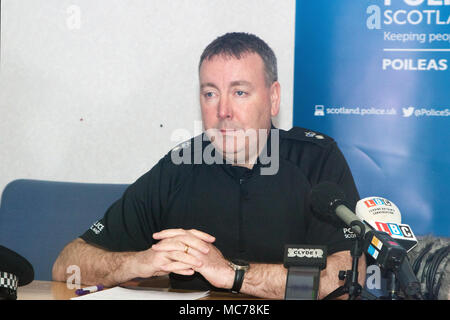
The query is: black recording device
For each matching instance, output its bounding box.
[283,244,327,300]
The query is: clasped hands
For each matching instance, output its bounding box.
[137,228,234,289]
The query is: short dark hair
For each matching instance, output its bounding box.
[199,32,278,86]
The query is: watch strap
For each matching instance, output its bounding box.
[231,268,245,293]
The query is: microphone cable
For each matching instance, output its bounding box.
[425,245,449,300]
[412,243,432,275]
[408,236,449,300]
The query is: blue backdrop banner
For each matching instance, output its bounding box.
[293,0,450,236]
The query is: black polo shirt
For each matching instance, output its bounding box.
[81,126,360,289]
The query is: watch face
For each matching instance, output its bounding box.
[231,259,249,268]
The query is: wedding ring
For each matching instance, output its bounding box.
[184,245,190,254]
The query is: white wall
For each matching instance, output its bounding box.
[0,0,295,193]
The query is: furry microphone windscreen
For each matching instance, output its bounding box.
[407,235,449,300]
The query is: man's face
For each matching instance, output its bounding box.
[199,52,280,163]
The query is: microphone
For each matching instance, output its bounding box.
[356,196,401,223]
[310,182,422,298]
[310,182,406,271]
[355,197,421,297]
[355,197,418,252]
[309,181,367,234]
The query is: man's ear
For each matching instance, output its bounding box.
[270,81,281,117]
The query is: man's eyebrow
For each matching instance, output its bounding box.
[230,80,253,87]
[200,80,254,90]
[200,82,218,90]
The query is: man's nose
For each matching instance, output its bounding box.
[218,97,232,119]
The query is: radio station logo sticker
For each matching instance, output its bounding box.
[367,235,383,260]
[287,248,324,258]
[373,221,415,239]
[364,197,392,208]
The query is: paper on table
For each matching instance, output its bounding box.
[71,286,209,300]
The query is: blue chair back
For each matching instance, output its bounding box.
[0,179,129,281]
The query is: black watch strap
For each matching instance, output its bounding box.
[231,269,245,293]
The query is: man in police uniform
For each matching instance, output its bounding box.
[53,32,366,299]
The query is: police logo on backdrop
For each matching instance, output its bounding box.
[294,0,449,237]
[366,0,449,72]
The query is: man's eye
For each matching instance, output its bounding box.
[235,91,246,96]
[204,92,215,98]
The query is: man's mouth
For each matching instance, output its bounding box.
[220,129,237,134]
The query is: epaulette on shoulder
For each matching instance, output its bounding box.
[280,126,335,147]
[170,139,192,153]
[165,137,195,167]
[169,133,205,158]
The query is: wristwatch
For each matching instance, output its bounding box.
[229,259,250,293]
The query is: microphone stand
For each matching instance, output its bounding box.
[323,221,376,300]
[380,270,402,300]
